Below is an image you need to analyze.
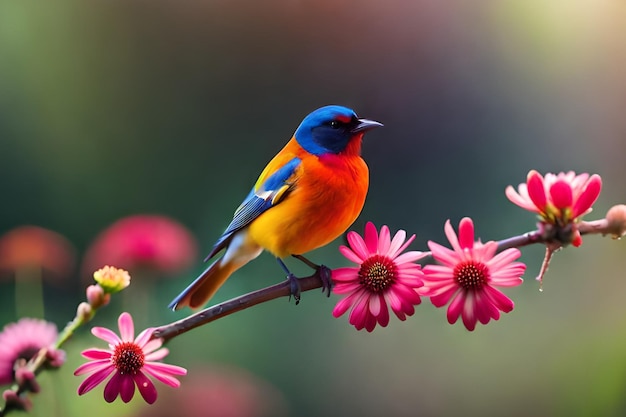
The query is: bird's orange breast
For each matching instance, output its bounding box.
[247,139,369,258]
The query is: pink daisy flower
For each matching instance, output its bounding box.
[332,222,426,332]
[74,312,186,404]
[421,218,526,331]
[0,318,65,386]
[81,215,198,279]
[505,170,602,246]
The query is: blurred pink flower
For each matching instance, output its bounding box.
[133,365,288,417]
[82,215,197,278]
[505,170,602,246]
[74,312,186,404]
[421,218,526,331]
[332,222,426,332]
[0,226,75,281]
[0,318,65,385]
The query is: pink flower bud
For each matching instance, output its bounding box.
[86,284,109,309]
[605,204,626,239]
[14,364,39,393]
[77,302,93,322]
[46,347,66,368]
[3,389,32,411]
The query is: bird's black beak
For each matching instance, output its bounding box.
[351,118,384,133]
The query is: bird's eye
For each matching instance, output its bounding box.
[329,120,340,129]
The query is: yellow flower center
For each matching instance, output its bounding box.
[358,254,396,292]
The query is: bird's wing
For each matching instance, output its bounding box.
[204,156,302,261]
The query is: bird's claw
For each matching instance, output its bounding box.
[287,273,301,305]
[318,265,333,297]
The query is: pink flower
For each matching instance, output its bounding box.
[0,318,65,385]
[505,170,602,246]
[74,312,186,404]
[0,226,75,282]
[421,218,526,331]
[332,222,426,332]
[82,215,197,278]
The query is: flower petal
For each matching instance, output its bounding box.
[549,180,573,210]
[527,170,547,212]
[376,294,390,327]
[483,285,514,313]
[77,366,115,395]
[364,314,377,332]
[74,359,111,376]
[446,291,466,326]
[364,222,379,254]
[91,327,121,345]
[333,281,363,294]
[427,241,460,267]
[141,339,164,356]
[391,283,422,304]
[348,291,371,329]
[331,267,359,283]
[572,174,602,218]
[346,230,369,260]
[383,290,403,313]
[377,224,391,255]
[142,361,187,376]
[134,327,156,349]
[429,285,459,306]
[387,229,408,258]
[80,348,112,360]
[368,293,381,317]
[443,219,462,254]
[473,241,497,264]
[486,248,522,272]
[472,290,494,325]
[460,291,478,331]
[143,365,184,388]
[338,245,363,264]
[332,290,363,318]
[145,347,169,362]
[392,250,424,266]
[119,374,136,403]
[491,263,526,284]
[458,218,475,250]
[395,274,423,289]
[134,371,158,404]
[118,312,135,343]
[103,372,123,403]
[505,185,539,212]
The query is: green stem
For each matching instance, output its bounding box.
[54,313,89,349]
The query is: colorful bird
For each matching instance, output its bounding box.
[169,105,382,310]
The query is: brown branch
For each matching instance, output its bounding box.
[152,217,617,343]
[154,276,324,342]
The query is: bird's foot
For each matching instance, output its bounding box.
[318,265,333,297]
[292,255,333,297]
[291,255,333,297]
[286,273,302,305]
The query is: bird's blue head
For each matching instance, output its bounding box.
[294,105,383,156]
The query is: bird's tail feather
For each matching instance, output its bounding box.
[168,258,238,310]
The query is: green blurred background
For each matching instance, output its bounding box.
[1,0,625,416]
